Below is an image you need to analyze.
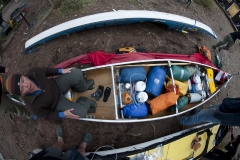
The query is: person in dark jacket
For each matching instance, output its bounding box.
[0,76,32,119]
[0,69,33,119]
[212,32,240,52]
[0,66,29,118]
[5,67,96,121]
[180,97,240,126]
[204,129,240,160]
[30,126,91,160]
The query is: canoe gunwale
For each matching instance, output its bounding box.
[81,58,218,72]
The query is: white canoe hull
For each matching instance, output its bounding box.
[25,10,217,50]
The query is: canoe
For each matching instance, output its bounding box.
[54,51,232,123]
[85,123,222,160]
[25,10,217,51]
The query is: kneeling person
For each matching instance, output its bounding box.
[6,67,96,120]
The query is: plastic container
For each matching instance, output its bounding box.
[188,93,202,103]
[195,83,202,91]
[191,83,202,93]
[190,74,201,84]
[134,81,146,92]
[198,90,207,99]
[188,79,192,91]
[136,92,148,103]
[124,83,131,90]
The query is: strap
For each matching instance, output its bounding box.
[195,129,213,159]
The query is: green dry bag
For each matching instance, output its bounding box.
[167,65,190,82]
[172,96,188,111]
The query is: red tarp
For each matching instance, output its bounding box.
[54,50,218,70]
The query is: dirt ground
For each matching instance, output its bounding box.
[0,0,239,159]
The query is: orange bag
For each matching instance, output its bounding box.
[166,77,188,96]
[166,84,179,95]
[148,92,179,115]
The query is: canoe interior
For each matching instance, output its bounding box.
[73,68,115,120]
[72,60,229,121]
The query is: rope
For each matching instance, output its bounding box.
[89,145,117,160]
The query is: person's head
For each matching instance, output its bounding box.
[5,74,28,96]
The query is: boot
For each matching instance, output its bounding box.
[103,87,111,102]
[91,85,104,101]
[56,126,64,139]
[81,133,92,145]
[77,97,97,113]
[86,79,94,90]
[218,47,222,52]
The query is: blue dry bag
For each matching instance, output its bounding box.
[123,103,148,118]
[118,67,146,83]
[145,66,166,97]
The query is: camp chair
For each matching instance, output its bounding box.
[0,12,10,35]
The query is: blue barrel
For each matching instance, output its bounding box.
[145,66,166,97]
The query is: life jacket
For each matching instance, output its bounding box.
[198,46,211,61]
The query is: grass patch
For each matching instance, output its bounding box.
[13,22,19,30]
[57,0,91,13]
[36,9,49,22]
[194,0,214,10]
[0,33,8,43]
[55,11,64,21]
[129,0,139,5]
[55,0,92,20]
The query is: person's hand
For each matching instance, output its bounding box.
[62,67,75,74]
[63,108,80,119]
